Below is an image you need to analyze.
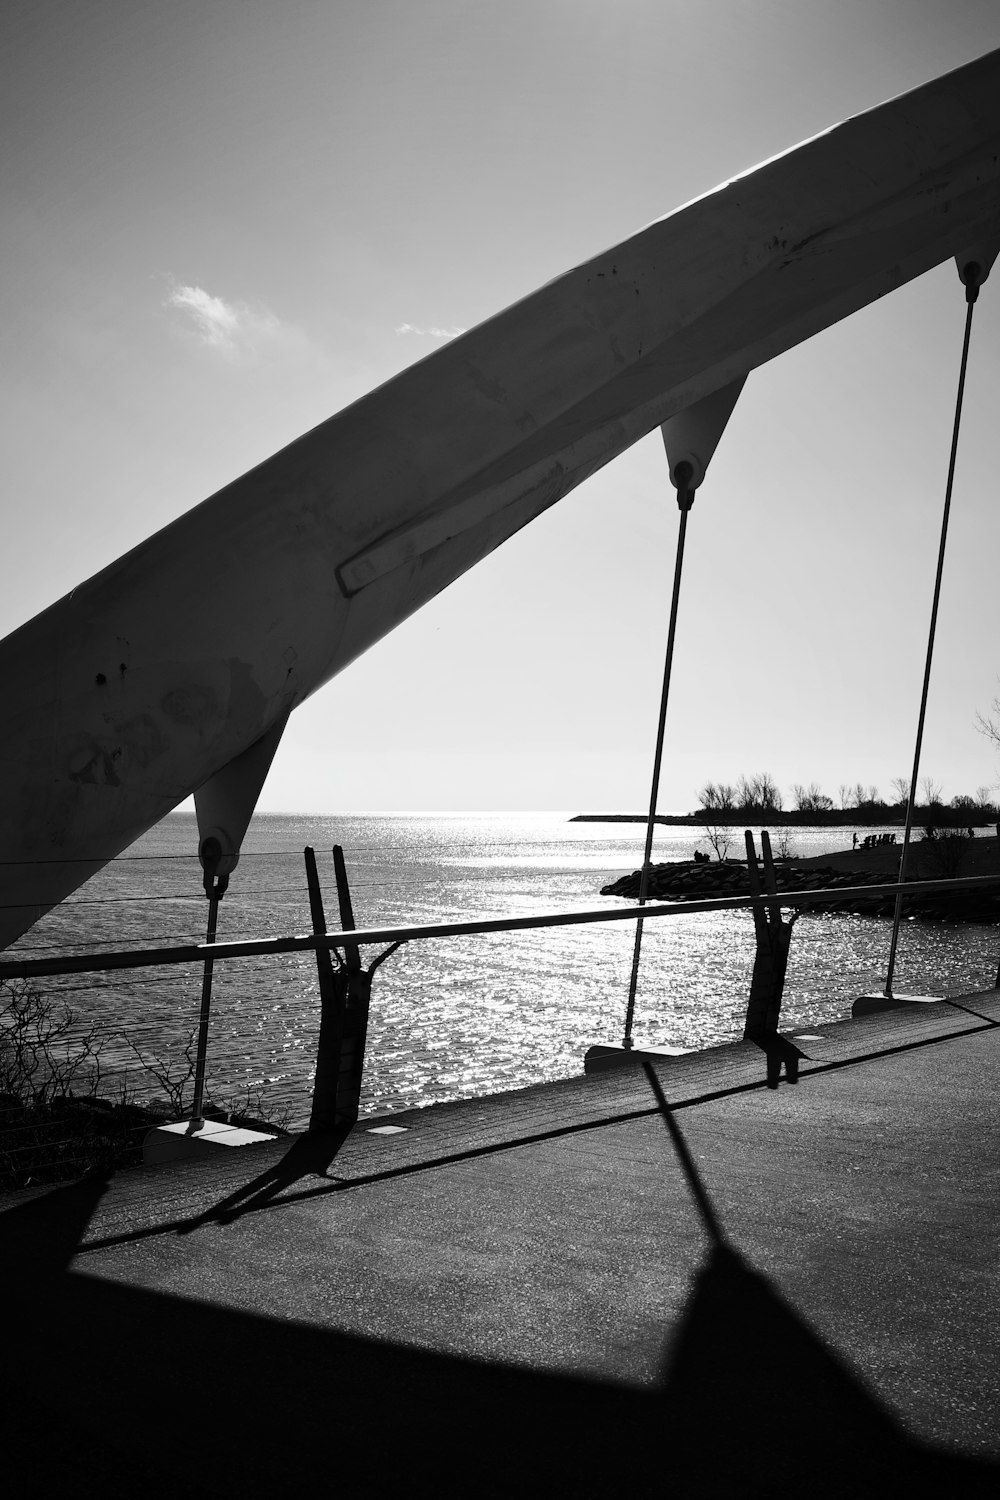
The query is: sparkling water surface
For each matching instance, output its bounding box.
[9,812,998,1126]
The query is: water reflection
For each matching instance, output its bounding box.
[6,813,998,1125]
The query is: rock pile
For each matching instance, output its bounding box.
[600,860,1000,922]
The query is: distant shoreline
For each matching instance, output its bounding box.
[570,812,999,829]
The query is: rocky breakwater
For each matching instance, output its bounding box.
[600,860,1000,922]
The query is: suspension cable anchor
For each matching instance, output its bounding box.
[671,460,697,511]
[199,835,230,901]
[954,241,997,304]
[959,260,982,304]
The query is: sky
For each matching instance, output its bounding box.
[3,0,1000,816]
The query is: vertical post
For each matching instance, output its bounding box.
[305,846,341,1133]
[760,830,793,1029]
[331,844,370,1126]
[332,844,361,974]
[744,831,769,950]
[306,845,371,1133]
[191,886,221,1126]
[743,831,772,1039]
[743,830,792,1041]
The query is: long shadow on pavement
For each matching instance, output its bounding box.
[175,1123,353,1231]
[3,1172,996,1498]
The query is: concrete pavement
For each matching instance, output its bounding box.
[4,992,1000,1496]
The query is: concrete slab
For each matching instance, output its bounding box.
[584,1041,690,1072]
[854,991,945,1015]
[143,1117,277,1165]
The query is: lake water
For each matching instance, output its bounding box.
[7,812,999,1126]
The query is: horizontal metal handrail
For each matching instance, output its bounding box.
[1,873,997,982]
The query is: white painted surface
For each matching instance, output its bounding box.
[143,1118,277,1166]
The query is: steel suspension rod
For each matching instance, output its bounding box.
[885,268,982,996]
[623,467,695,1047]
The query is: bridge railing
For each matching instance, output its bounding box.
[2,848,998,1190]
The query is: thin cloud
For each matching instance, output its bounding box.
[164,280,281,358]
[394,322,466,339]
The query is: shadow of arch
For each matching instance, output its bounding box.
[656,1242,997,1496]
[2,1180,996,1497]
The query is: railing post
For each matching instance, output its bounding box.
[743,831,792,1042]
[332,844,371,1126]
[305,845,371,1133]
[191,840,228,1125]
[305,845,340,1132]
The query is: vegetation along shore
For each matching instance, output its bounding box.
[574,770,999,829]
[601,834,1000,923]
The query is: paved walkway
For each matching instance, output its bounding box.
[4,993,1000,1496]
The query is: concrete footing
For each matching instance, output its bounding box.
[852,992,943,1017]
[143,1118,277,1166]
[584,1043,688,1074]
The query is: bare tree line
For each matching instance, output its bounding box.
[696,774,996,818]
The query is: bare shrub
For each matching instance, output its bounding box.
[701,825,733,861]
[0,980,103,1104]
[121,1030,200,1119]
[772,829,796,861]
[227,1083,293,1134]
[917,829,968,881]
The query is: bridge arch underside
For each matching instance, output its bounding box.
[1,47,999,947]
